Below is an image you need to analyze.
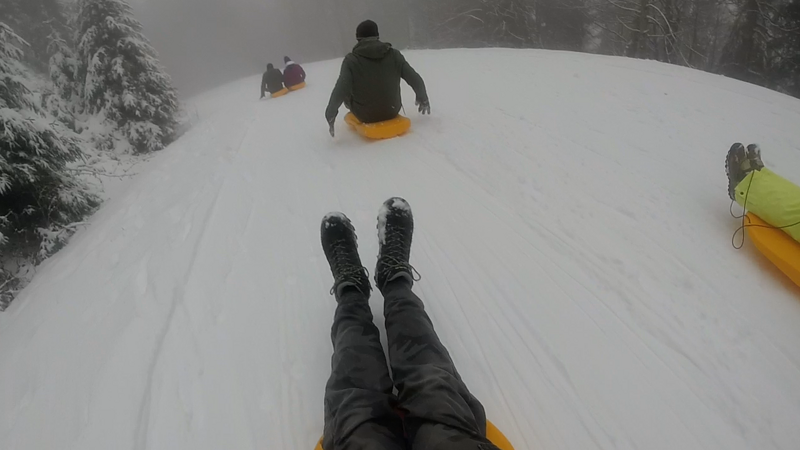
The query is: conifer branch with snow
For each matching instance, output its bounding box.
[75,0,180,153]
[1,22,100,272]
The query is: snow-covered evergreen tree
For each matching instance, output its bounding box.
[0,0,72,72]
[75,0,179,153]
[0,23,99,254]
[45,33,81,127]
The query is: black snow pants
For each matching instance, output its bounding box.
[323,279,499,450]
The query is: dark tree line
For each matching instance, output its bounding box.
[407,0,800,98]
[719,0,800,96]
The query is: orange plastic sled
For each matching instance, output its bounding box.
[271,88,289,98]
[288,82,306,91]
[345,112,411,140]
[746,213,800,287]
[313,420,514,450]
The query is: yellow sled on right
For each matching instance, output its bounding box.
[745,213,800,287]
[732,167,800,289]
[345,112,410,140]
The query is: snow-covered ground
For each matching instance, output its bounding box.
[2,49,800,450]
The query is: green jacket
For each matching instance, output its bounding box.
[735,168,800,242]
[325,38,428,124]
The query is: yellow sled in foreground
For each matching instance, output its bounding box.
[345,112,410,140]
[313,420,514,450]
[288,82,306,91]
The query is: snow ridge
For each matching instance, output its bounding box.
[2,49,800,450]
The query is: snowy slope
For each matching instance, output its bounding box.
[2,49,800,450]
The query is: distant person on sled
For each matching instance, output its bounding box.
[725,143,800,242]
[261,63,285,99]
[319,198,501,450]
[283,56,307,90]
[325,20,430,137]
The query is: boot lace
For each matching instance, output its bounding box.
[329,239,369,295]
[380,228,421,282]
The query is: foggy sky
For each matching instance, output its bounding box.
[130,0,412,97]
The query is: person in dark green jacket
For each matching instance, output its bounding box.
[325,20,430,137]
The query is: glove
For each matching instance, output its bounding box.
[416,99,431,115]
[327,117,336,137]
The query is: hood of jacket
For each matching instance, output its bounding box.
[352,37,392,60]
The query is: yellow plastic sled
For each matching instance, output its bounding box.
[288,82,306,91]
[271,88,289,98]
[746,213,800,288]
[313,420,514,450]
[344,112,411,140]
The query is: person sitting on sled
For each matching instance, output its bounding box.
[261,63,285,99]
[725,143,800,242]
[319,198,500,450]
[324,20,430,137]
[283,56,306,90]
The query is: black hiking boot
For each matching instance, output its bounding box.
[725,143,749,200]
[321,213,371,299]
[746,144,765,172]
[375,197,418,291]
[726,143,765,200]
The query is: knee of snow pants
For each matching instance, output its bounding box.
[323,295,405,450]
[382,281,493,447]
[735,168,800,242]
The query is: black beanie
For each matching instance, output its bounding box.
[267,63,274,70]
[356,20,379,40]
[284,56,291,63]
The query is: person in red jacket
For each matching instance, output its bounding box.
[283,56,306,89]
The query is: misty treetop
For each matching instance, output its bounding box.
[76,0,180,153]
[411,0,588,51]
[719,0,800,96]
[0,0,72,72]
